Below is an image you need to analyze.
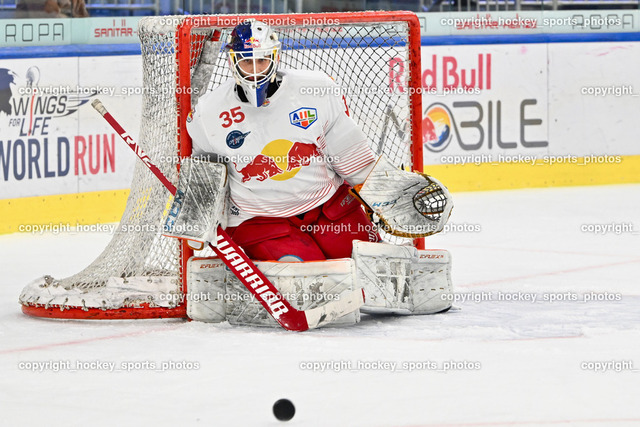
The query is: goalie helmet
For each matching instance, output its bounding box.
[225,20,281,108]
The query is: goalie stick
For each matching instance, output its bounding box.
[91,99,365,332]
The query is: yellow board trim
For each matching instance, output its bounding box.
[424,154,640,192]
[1,155,639,235]
[0,189,130,235]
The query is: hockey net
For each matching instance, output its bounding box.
[19,11,423,319]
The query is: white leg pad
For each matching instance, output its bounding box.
[187,257,361,327]
[353,241,453,315]
[186,259,228,323]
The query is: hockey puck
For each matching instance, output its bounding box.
[273,398,295,421]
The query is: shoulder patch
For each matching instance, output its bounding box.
[226,130,251,149]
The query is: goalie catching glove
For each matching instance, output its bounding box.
[163,157,228,247]
[352,156,453,238]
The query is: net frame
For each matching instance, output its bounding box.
[20,11,423,320]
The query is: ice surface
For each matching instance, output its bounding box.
[1,184,639,426]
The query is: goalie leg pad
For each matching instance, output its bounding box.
[353,241,453,315]
[186,260,227,323]
[187,257,361,327]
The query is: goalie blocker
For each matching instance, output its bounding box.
[163,157,228,247]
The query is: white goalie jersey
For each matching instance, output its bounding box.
[186,69,376,227]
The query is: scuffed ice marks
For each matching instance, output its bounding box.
[351,296,639,341]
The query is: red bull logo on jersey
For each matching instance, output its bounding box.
[232,139,321,183]
[289,108,317,130]
[284,141,320,171]
[234,154,282,182]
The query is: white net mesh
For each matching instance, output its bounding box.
[20,13,421,317]
[190,20,415,168]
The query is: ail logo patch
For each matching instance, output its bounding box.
[289,108,317,130]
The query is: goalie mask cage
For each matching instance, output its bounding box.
[20,11,424,320]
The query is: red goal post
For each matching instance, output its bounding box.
[19,11,424,320]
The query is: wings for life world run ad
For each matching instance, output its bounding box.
[0,60,139,200]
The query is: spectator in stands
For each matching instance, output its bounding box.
[15,0,89,17]
[215,1,230,14]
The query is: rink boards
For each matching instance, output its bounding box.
[1,12,639,234]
